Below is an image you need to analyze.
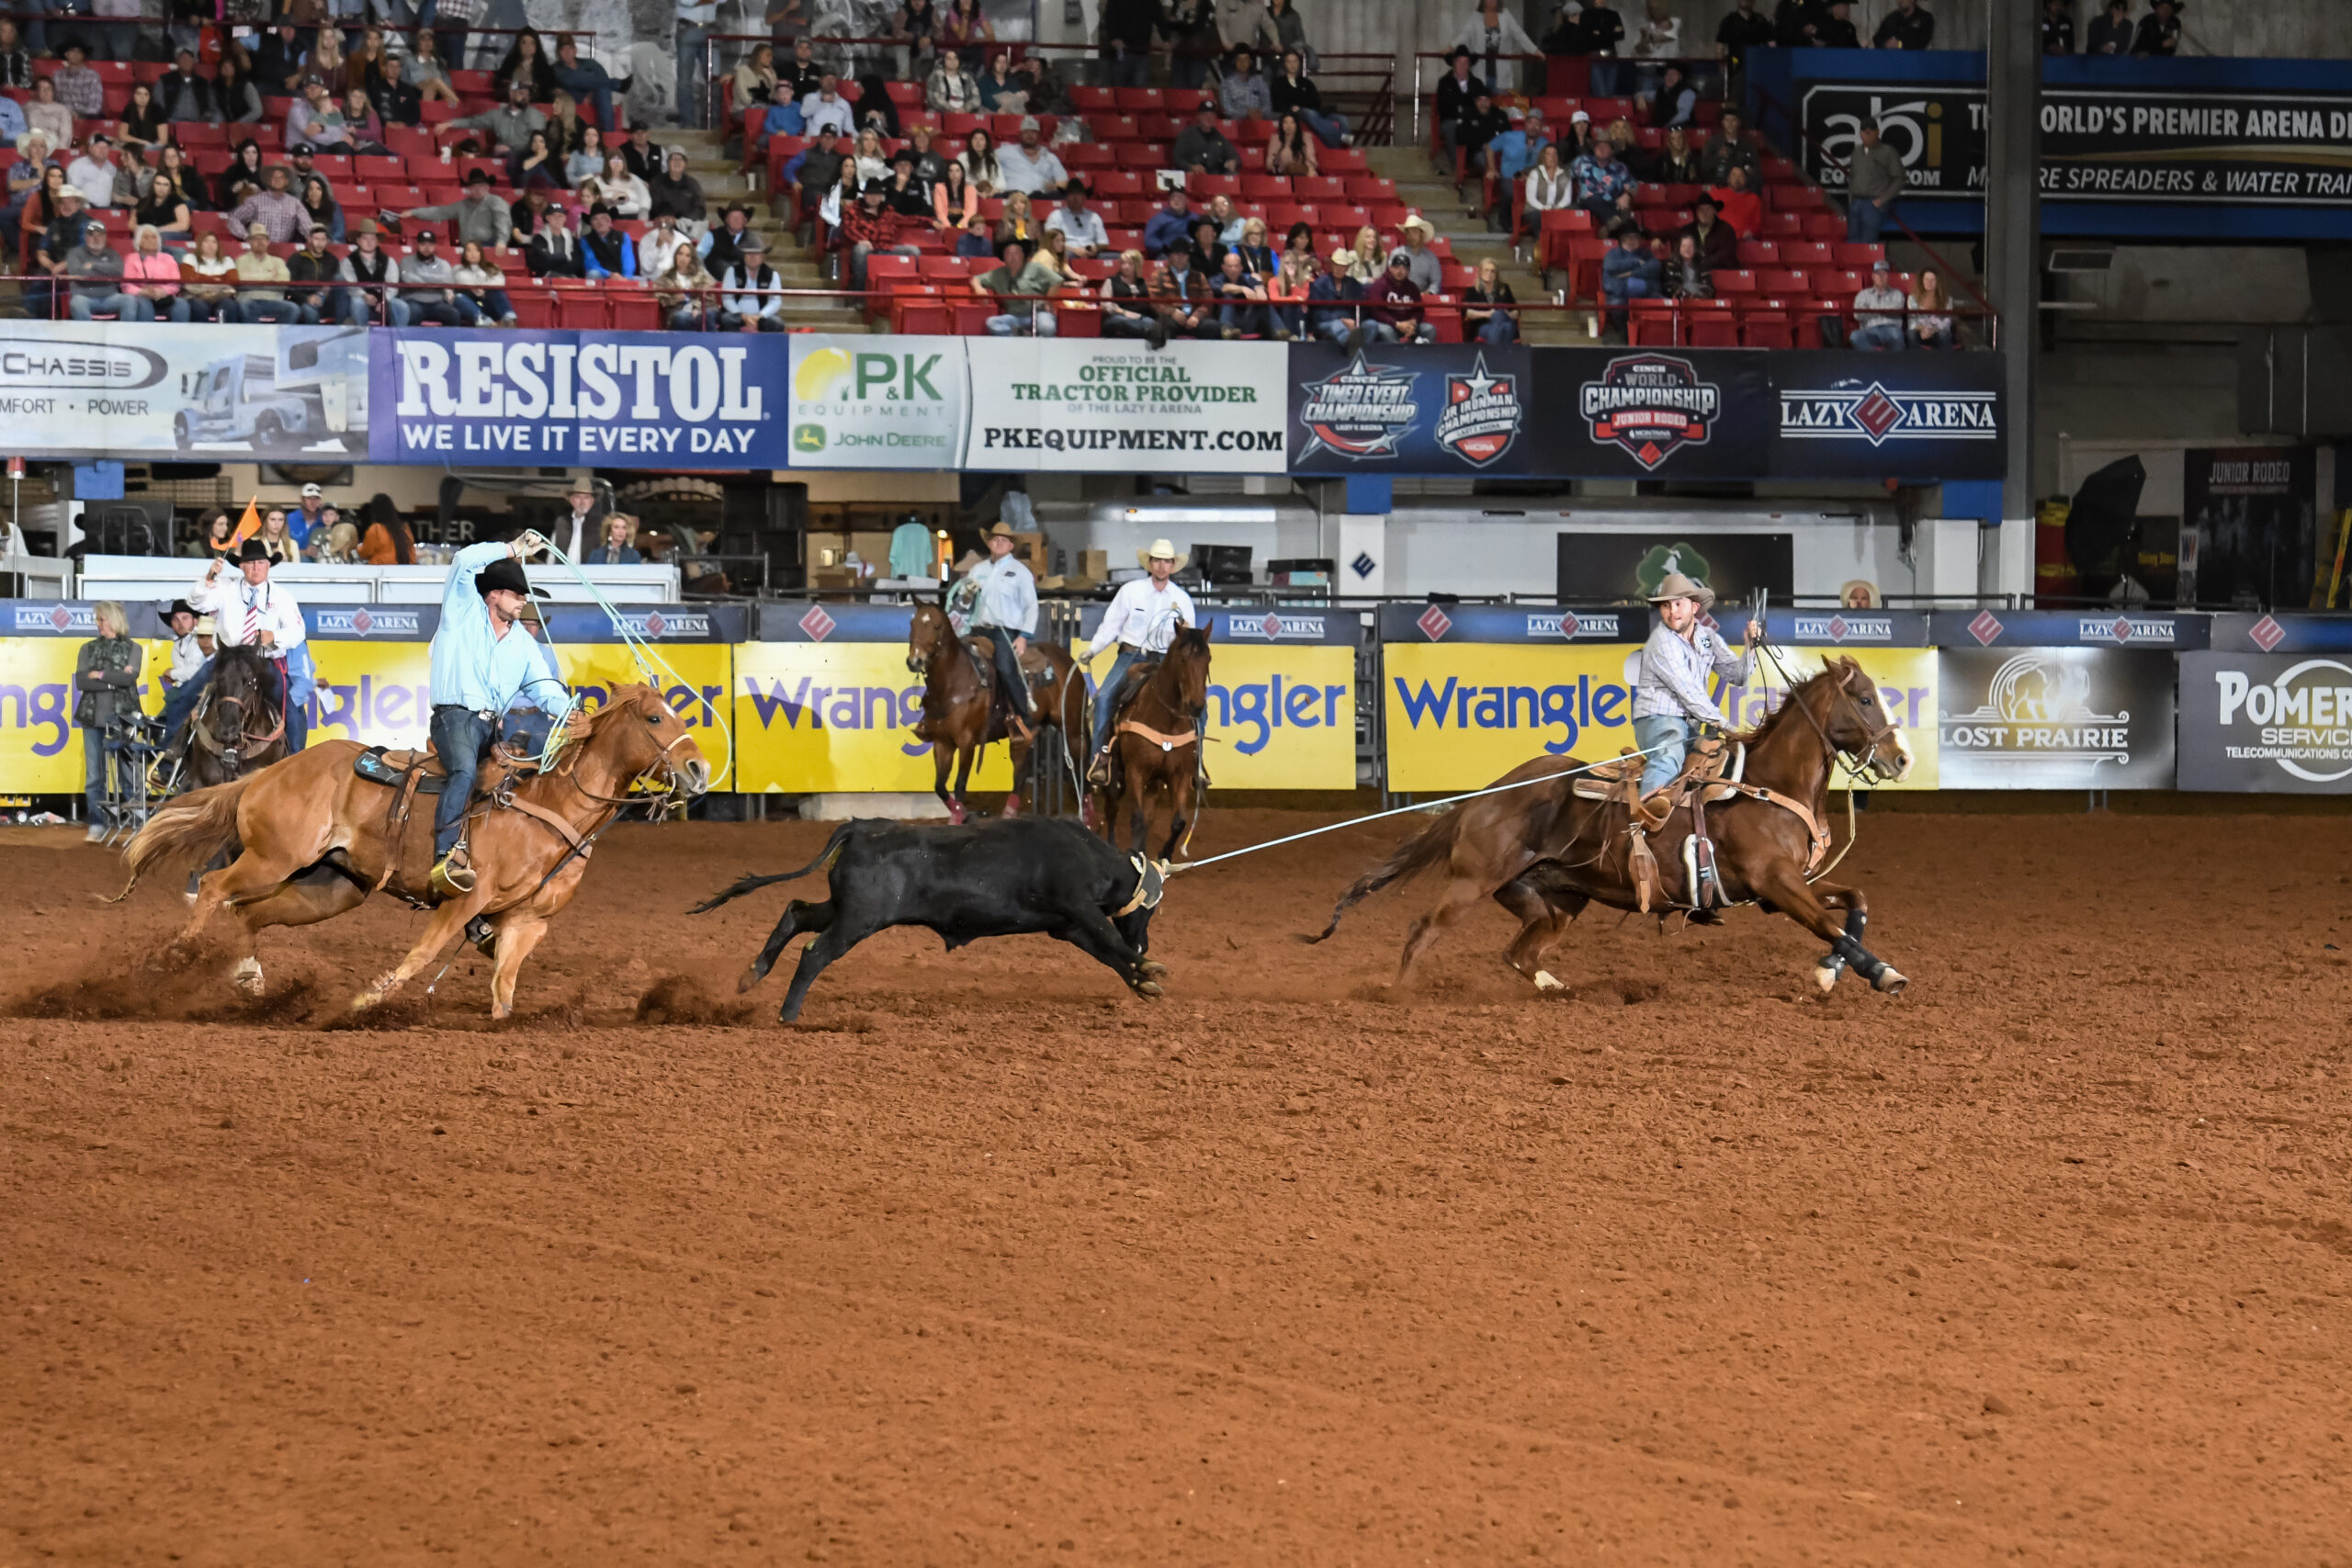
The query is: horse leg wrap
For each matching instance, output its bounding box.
[1831,909,1886,984]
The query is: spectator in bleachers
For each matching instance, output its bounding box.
[1843,116,1905,242]
[1462,254,1519,344]
[1677,191,1736,270]
[1663,231,1711,298]
[974,235,1060,335]
[140,145,202,207]
[1644,62,1696,130]
[638,209,689,276]
[1451,0,1537,91]
[1232,213,1273,274]
[495,29,560,101]
[252,507,300,565]
[1220,45,1272,121]
[457,81,548,160]
[1603,114,1656,179]
[122,223,185,317]
[346,28,387,96]
[62,46,109,119]
[778,34,824,100]
[956,210,993,256]
[286,225,345,322]
[1150,253,1216,338]
[1579,0,1629,96]
[998,117,1069,197]
[1697,106,1758,186]
[1453,85,1510,185]
[251,25,309,94]
[299,173,344,241]
[1220,0,1280,55]
[452,238,517,325]
[995,186,1037,252]
[1270,48,1347,148]
[1363,250,1432,344]
[1632,0,1683,69]
[1264,0,1312,59]
[1570,135,1632,223]
[784,125,844,236]
[524,203,584,277]
[698,201,756,269]
[119,84,171,156]
[957,125,1001,196]
[2041,0,2075,52]
[930,157,978,231]
[213,58,266,127]
[583,514,641,563]
[2132,0,2179,55]
[228,225,298,321]
[650,148,708,228]
[543,96,589,163]
[1197,191,1239,243]
[0,19,26,86]
[1599,225,1656,339]
[895,0,944,75]
[973,48,1023,113]
[226,164,303,241]
[64,133,115,209]
[1142,186,1192,257]
[1386,211,1441,293]
[1812,0,1860,47]
[549,38,615,130]
[398,227,467,321]
[1484,107,1548,220]
[1183,213,1223,273]
[564,125,607,185]
[1268,242,1313,337]
[135,171,192,240]
[1850,258,1905,350]
[286,82,344,152]
[1711,163,1761,236]
[926,47,978,113]
[801,72,854,140]
[1340,222,1376,283]
[0,82,21,145]
[2085,0,2131,53]
[1306,245,1361,344]
[1100,248,1157,339]
[842,177,918,294]
[1035,226,1083,288]
[0,131,51,258]
[1097,0,1159,88]
[512,130,562,189]
[1716,0,1773,85]
[1044,178,1108,259]
[176,229,241,321]
[1521,141,1572,237]
[589,152,650,219]
[1170,99,1238,175]
[406,167,517,246]
[1164,0,1219,91]
[27,77,76,152]
[1265,109,1317,176]
[343,222,409,321]
[717,231,785,331]
[904,122,950,188]
[338,86,389,153]
[283,145,336,203]
[406,29,462,107]
[1652,124,1701,184]
[733,42,780,107]
[848,125,888,186]
[1906,267,1952,348]
[1874,0,1934,48]
[357,495,416,564]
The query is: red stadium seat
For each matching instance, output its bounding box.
[510,286,558,329]
[1741,309,1792,348]
[1758,268,1809,294]
[898,300,950,334]
[1736,239,1778,266]
[953,299,993,334]
[1834,242,1886,268]
[1687,299,1738,347]
[1712,267,1757,294]
[1630,301,1679,346]
[1782,240,1831,267]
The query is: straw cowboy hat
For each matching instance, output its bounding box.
[1399,211,1434,240]
[1136,538,1188,570]
[1646,570,1714,610]
[986,519,1022,538]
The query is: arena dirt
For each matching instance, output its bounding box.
[4,808,2349,1565]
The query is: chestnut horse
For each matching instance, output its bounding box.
[1309,658,1916,997]
[905,600,1089,824]
[115,683,709,1017]
[1094,623,1212,862]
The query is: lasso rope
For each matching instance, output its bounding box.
[534,539,735,791]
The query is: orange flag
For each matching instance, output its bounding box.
[227,496,262,546]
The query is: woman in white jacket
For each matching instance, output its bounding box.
[1450,0,1538,92]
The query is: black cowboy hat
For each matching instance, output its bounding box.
[160,598,197,626]
[474,554,549,601]
[232,537,274,565]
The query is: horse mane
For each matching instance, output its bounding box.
[211,643,282,706]
[1731,657,1855,747]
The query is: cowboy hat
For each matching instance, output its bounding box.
[192,614,216,637]
[1136,538,1188,571]
[232,537,275,565]
[985,520,1022,539]
[1328,244,1358,268]
[474,554,550,601]
[1399,211,1434,238]
[159,598,198,626]
[1646,570,1714,609]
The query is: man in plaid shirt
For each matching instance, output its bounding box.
[52,43,106,118]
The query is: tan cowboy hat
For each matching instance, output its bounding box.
[1136,538,1188,571]
[1328,244,1358,268]
[193,614,217,636]
[1399,211,1434,239]
[1646,570,1714,610]
[986,519,1022,538]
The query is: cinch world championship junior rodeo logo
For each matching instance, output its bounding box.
[1295,354,1419,461]
[1432,354,1524,467]
[1579,354,1720,469]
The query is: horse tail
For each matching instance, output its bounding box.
[1301,806,1467,944]
[107,776,254,903]
[689,826,852,914]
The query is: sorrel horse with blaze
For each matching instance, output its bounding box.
[115,683,708,1017]
[1310,658,1916,996]
[905,600,1089,823]
[1093,624,1212,862]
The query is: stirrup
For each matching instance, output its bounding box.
[1086,743,1113,785]
[430,851,476,899]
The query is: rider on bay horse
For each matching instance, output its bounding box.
[159,537,311,773]
[1076,538,1195,785]
[1631,570,1763,827]
[967,520,1040,728]
[427,531,579,900]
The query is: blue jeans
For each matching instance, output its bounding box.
[1847,196,1890,243]
[553,63,616,130]
[1300,108,1347,147]
[1091,647,1143,753]
[160,675,203,748]
[429,704,494,857]
[1362,319,1431,344]
[454,288,514,324]
[1106,49,1149,88]
[1589,59,1623,96]
[1851,321,1904,352]
[986,309,1056,335]
[70,292,155,321]
[1475,311,1517,344]
[239,298,301,322]
[1310,315,1354,344]
[971,623,1034,720]
[676,20,713,126]
[349,293,412,326]
[84,724,113,829]
[1633,713,1690,796]
[1102,310,1154,337]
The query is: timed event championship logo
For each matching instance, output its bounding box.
[1295,354,1419,461]
[1579,354,1720,469]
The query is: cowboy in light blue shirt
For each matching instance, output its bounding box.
[967,520,1039,722]
[425,532,575,896]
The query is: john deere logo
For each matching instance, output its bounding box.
[793,423,826,452]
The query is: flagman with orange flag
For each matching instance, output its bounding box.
[226,496,263,547]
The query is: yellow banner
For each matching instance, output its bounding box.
[734,641,1014,793]
[1383,643,1937,793]
[310,640,436,750]
[0,637,172,794]
[1078,643,1357,790]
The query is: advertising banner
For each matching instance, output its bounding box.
[370,330,787,467]
[2183,446,2318,610]
[1383,641,1937,793]
[2177,650,2352,792]
[1559,535,1794,606]
[2209,612,2352,655]
[786,335,967,468]
[734,639,1013,794]
[1937,648,2177,789]
[1374,604,1640,645]
[0,322,367,459]
[1290,346,2002,481]
[1930,608,2210,649]
[962,338,1289,473]
[1799,81,2352,207]
[0,603,173,793]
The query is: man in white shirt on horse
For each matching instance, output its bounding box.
[187,536,311,751]
[1076,538,1194,784]
[967,519,1039,726]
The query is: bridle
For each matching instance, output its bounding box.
[1772,661,1904,784]
[190,659,286,773]
[545,696,706,817]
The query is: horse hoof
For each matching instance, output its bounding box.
[1813,963,1840,995]
[1133,979,1163,998]
[232,957,264,997]
[1137,959,1169,980]
[1873,967,1909,995]
[1533,970,1565,992]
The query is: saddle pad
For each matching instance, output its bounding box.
[354,745,451,794]
[1570,777,1615,801]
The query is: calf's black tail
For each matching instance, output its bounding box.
[689,826,853,915]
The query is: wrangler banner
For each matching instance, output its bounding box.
[733,640,1013,794]
[0,604,173,793]
[1073,643,1357,791]
[1383,642,1938,793]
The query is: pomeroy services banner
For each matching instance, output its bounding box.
[0,322,368,460]
[1288,346,2003,481]
[2177,650,2352,793]
[370,330,789,467]
[785,335,1289,474]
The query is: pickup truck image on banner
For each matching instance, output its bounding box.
[0,322,368,458]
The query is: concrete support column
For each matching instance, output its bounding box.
[1982,0,2040,603]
